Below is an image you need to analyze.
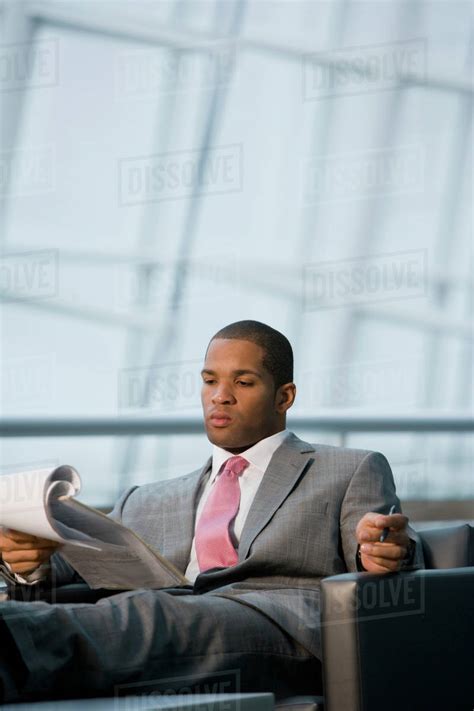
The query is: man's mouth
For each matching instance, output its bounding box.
[208,413,233,427]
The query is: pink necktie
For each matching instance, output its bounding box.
[195,456,249,573]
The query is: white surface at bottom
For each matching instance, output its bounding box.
[2,692,275,710]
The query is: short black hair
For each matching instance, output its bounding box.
[209,320,293,389]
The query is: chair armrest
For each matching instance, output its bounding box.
[7,583,123,604]
[6,583,194,604]
[418,523,474,568]
[321,568,474,711]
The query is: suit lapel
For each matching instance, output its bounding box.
[238,433,315,562]
[169,457,211,572]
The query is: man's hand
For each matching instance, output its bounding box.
[356,512,410,573]
[0,527,60,576]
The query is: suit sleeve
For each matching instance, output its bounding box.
[340,451,424,573]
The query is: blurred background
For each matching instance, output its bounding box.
[0,0,472,521]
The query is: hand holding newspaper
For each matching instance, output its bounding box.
[0,466,188,590]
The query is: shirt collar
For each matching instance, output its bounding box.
[210,428,290,482]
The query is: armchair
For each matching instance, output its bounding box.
[5,524,474,711]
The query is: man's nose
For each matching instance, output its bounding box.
[211,386,235,404]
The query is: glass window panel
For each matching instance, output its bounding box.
[0,0,472,506]
[346,432,473,500]
[1,433,212,507]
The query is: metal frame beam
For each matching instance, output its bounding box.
[355,306,473,341]
[14,0,474,96]
[1,413,472,437]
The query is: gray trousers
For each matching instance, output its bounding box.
[1,588,322,704]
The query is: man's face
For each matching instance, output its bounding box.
[201,338,285,452]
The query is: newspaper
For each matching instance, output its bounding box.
[0,465,189,590]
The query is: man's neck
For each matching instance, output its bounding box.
[224,426,287,455]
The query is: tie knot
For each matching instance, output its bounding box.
[222,456,249,478]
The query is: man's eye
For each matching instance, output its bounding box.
[237,380,253,386]
[203,379,215,385]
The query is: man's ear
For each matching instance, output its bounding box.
[275,383,296,413]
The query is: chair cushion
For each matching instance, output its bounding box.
[419,523,473,568]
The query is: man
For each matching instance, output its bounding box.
[0,320,421,703]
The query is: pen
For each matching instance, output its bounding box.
[379,504,396,542]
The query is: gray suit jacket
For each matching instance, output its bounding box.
[50,433,423,658]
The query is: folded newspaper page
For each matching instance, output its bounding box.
[0,466,188,589]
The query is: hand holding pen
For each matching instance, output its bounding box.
[379,504,396,542]
[356,505,410,573]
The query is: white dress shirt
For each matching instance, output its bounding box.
[185,428,290,583]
